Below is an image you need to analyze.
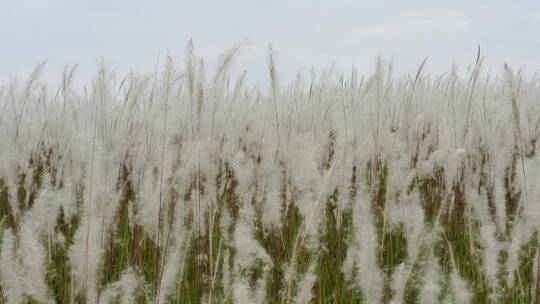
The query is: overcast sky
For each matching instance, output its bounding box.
[1,0,539,88]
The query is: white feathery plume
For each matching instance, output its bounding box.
[98,269,140,304]
[232,279,252,304]
[0,230,24,304]
[343,186,383,303]
[294,264,316,304]
[449,271,471,304]
[479,221,501,301]
[419,253,442,304]
[389,263,408,304]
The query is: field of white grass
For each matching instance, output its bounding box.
[0,43,539,303]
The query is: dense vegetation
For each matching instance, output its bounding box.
[0,44,539,303]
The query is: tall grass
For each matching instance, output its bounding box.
[0,44,539,304]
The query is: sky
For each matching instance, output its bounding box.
[1,0,540,88]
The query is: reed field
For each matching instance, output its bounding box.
[0,43,539,303]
